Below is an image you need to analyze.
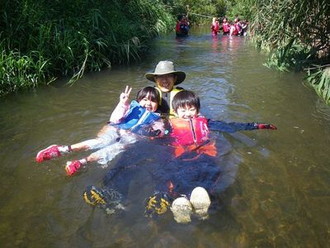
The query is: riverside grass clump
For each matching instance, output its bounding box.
[306,66,330,104]
[0,0,174,97]
[0,50,55,96]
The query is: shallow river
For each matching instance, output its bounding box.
[0,26,329,247]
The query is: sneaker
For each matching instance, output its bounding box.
[83,185,124,214]
[144,192,171,218]
[170,196,193,224]
[83,185,107,206]
[65,160,82,176]
[190,187,211,220]
[36,145,61,163]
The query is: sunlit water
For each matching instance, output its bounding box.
[0,26,329,248]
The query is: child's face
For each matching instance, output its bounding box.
[155,74,177,92]
[176,105,198,119]
[139,93,158,112]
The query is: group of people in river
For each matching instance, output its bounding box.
[36,60,276,224]
[211,16,248,37]
[175,13,248,38]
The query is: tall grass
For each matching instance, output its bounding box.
[0,50,55,96]
[0,0,174,97]
[229,0,330,104]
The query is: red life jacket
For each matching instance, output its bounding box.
[175,22,181,33]
[223,23,230,33]
[234,23,241,35]
[169,116,217,158]
[211,21,220,34]
[170,116,209,146]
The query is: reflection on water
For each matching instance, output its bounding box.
[0,26,329,247]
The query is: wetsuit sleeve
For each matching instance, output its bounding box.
[207,119,258,133]
[207,120,277,133]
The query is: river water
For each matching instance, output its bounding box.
[0,26,329,247]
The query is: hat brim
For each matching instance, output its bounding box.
[145,71,186,85]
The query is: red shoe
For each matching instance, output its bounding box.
[65,160,82,176]
[36,145,61,163]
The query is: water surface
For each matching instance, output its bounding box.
[0,26,329,247]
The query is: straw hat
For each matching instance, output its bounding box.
[145,61,186,85]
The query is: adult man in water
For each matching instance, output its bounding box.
[145,60,186,116]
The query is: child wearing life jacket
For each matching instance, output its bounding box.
[144,90,277,223]
[36,86,164,176]
[230,17,243,36]
[175,15,190,37]
[222,17,231,35]
[211,17,220,36]
[83,90,277,223]
[240,20,249,36]
[167,90,277,159]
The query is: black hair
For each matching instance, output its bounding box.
[136,86,160,103]
[172,90,200,113]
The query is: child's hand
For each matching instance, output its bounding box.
[257,123,277,130]
[119,85,132,105]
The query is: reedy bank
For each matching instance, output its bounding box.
[0,0,173,96]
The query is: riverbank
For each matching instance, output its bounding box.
[0,0,174,97]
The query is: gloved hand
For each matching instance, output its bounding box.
[256,123,277,130]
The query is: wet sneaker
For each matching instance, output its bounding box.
[144,192,171,218]
[36,145,61,163]
[83,185,124,214]
[170,196,193,224]
[65,160,82,176]
[190,187,211,220]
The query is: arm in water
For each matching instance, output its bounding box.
[207,119,277,133]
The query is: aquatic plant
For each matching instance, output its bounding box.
[0,49,55,96]
[264,41,312,72]
[305,66,330,104]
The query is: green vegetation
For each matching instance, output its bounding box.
[0,0,174,96]
[306,66,330,103]
[228,0,329,104]
[165,0,227,23]
[1,0,329,104]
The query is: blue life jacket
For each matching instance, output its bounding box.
[113,100,160,133]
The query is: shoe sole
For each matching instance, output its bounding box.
[83,186,107,206]
[190,187,211,220]
[145,193,170,217]
[170,197,193,223]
